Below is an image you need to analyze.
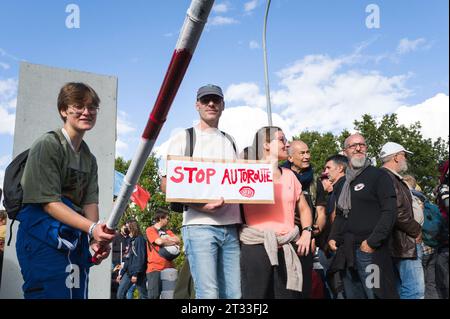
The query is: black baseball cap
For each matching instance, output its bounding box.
[197,84,224,100]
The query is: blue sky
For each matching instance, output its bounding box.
[1,0,449,189]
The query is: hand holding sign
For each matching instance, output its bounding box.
[189,197,225,213]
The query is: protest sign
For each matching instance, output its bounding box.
[166,156,274,204]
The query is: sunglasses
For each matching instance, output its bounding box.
[198,95,223,105]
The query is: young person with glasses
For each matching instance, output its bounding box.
[16,82,115,299]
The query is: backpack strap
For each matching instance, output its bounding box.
[221,131,238,156]
[7,220,15,246]
[185,127,237,157]
[146,226,159,252]
[7,130,62,246]
[185,127,195,157]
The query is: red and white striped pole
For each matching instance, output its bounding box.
[92,0,215,263]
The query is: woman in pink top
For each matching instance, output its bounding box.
[240,126,313,298]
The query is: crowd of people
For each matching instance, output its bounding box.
[111,210,180,299]
[0,82,448,299]
[155,84,449,300]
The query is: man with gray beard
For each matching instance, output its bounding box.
[328,134,398,299]
[380,142,424,299]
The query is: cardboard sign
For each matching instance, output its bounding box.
[166,156,274,204]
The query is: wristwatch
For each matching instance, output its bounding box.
[302,226,314,232]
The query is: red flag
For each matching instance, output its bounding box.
[130,184,151,210]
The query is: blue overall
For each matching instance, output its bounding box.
[15,198,93,299]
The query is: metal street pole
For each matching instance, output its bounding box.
[263,0,273,126]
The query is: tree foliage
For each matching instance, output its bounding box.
[353,114,448,196]
[291,113,448,198]
[293,131,340,173]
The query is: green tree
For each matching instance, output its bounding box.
[289,113,448,198]
[293,131,340,173]
[353,114,448,196]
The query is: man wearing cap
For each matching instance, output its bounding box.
[160,84,241,299]
[380,142,424,299]
[328,133,398,299]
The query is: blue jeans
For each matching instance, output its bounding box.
[182,224,241,299]
[116,273,147,299]
[342,248,376,299]
[126,284,136,299]
[395,244,425,299]
[319,250,345,299]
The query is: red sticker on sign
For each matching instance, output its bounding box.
[239,186,255,198]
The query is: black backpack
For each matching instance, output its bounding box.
[2,131,60,245]
[170,127,237,213]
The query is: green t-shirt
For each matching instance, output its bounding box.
[21,129,99,213]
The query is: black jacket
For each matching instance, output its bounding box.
[327,166,399,299]
[382,168,421,258]
[329,166,397,248]
[122,235,147,277]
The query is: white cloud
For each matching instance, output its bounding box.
[0,107,15,135]
[0,155,10,167]
[0,78,18,135]
[209,16,239,26]
[0,155,10,209]
[226,50,415,137]
[213,3,229,14]
[163,32,174,37]
[220,106,292,152]
[0,62,10,70]
[276,53,412,133]
[116,110,137,158]
[115,139,129,158]
[396,93,449,141]
[249,40,260,50]
[396,38,428,55]
[155,45,447,168]
[117,111,136,135]
[244,0,259,12]
[0,78,17,100]
[225,82,267,109]
[0,169,4,209]
[0,48,20,61]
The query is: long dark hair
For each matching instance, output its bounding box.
[127,220,142,238]
[252,126,283,160]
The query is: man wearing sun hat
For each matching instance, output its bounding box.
[380,141,425,299]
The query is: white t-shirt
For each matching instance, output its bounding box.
[162,126,241,226]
